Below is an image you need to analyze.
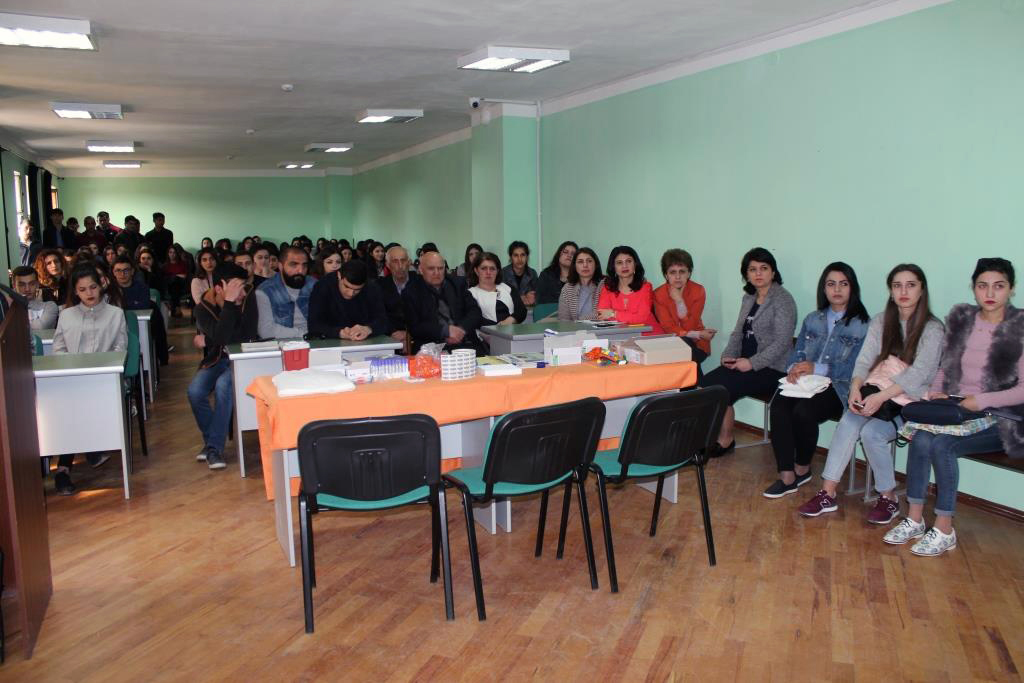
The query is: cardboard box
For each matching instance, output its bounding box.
[620,335,692,365]
[543,331,595,364]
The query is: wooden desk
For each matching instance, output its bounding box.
[226,336,402,477]
[482,321,652,354]
[127,309,155,404]
[37,328,55,356]
[33,351,131,499]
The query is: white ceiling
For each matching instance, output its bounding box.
[1,0,898,173]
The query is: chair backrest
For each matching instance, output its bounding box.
[296,414,441,501]
[615,386,729,474]
[123,310,140,378]
[32,334,43,356]
[481,397,605,497]
[149,288,161,305]
[532,303,557,321]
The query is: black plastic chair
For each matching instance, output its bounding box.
[443,397,606,621]
[296,414,453,633]
[588,386,728,592]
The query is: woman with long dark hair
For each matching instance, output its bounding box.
[535,241,578,305]
[884,258,1023,556]
[763,262,870,498]
[800,264,943,523]
[191,247,220,304]
[366,241,387,277]
[558,247,603,322]
[597,245,660,330]
[456,243,483,278]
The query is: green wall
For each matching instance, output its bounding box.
[539,0,1024,507]
[58,175,352,251]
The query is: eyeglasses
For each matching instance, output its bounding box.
[113,268,132,275]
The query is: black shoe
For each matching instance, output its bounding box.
[89,453,111,469]
[794,471,813,488]
[55,471,76,496]
[206,449,227,470]
[763,479,798,498]
[707,440,736,458]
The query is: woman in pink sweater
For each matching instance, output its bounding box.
[597,245,662,333]
[884,258,1024,556]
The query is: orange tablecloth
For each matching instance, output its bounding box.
[248,361,697,499]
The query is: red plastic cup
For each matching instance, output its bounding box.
[282,346,309,370]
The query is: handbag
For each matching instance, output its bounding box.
[858,384,904,422]
[901,398,986,426]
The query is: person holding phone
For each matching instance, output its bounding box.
[702,247,797,456]
[799,264,943,523]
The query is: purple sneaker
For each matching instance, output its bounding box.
[798,490,838,517]
[867,496,900,525]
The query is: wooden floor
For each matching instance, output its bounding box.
[3,321,1024,682]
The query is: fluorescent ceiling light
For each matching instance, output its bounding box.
[300,163,314,169]
[0,12,94,50]
[51,102,124,119]
[305,143,353,153]
[356,108,423,124]
[278,162,315,169]
[458,46,569,73]
[87,140,135,153]
[103,160,141,169]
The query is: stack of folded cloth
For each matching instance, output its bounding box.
[778,374,831,398]
[272,368,356,397]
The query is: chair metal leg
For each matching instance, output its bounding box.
[574,471,599,590]
[556,479,572,559]
[695,462,716,566]
[593,471,618,593]
[135,377,148,457]
[307,501,316,588]
[437,487,455,621]
[429,492,441,583]
[461,490,486,621]
[535,489,549,557]
[124,393,134,475]
[649,474,666,537]
[299,495,315,633]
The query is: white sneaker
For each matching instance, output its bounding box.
[883,517,926,545]
[910,527,957,557]
[196,449,208,462]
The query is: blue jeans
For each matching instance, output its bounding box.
[905,425,1003,517]
[187,358,233,455]
[821,410,900,494]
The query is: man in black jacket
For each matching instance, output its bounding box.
[144,212,174,264]
[377,245,418,343]
[42,208,77,249]
[402,250,485,354]
[188,263,258,470]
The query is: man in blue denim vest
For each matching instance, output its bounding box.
[255,246,313,339]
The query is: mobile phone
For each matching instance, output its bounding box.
[852,400,865,408]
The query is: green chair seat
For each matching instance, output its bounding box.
[316,485,430,511]
[446,466,572,497]
[592,448,687,479]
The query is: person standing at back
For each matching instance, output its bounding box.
[145,212,174,264]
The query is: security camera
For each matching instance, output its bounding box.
[470,97,482,109]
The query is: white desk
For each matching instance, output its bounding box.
[482,321,652,354]
[37,328,55,356]
[127,309,155,404]
[34,351,131,499]
[271,391,678,567]
[227,336,402,477]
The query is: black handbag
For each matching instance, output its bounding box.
[901,398,986,425]
[858,384,904,422]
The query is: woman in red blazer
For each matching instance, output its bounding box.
[653,249,716,370]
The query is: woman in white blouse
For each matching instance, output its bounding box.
[468,252,527,329]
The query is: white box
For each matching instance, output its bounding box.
[550,347,583,366]
[621,335,692,365]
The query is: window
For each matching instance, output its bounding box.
[51,185,59,210]
[13,171,23,226]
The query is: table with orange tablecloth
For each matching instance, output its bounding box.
[248,361,697,565]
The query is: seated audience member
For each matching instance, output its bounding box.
[35,248,68,305]
[221,250,236,264]
[799,264,942,523]
[200,237,214,250]
[403,250,485,353]
[377,245,417,342]
[163,245,189,315]
[367,241,388,278]
[653,249,716,366]
[241,236,255,254]
[191,247,219,304]
[77,215,106,250]
[11,266,58,330]
[883,259,1021,556]
[315,238,328,255]
[215,238,233,257]
[763,262,869,498]
[96,211,121,243]
[114,215,144,256]
[102,245,117,269]
[136,247,166,295]
[501,241,538,307]
[51,265,128,495]
[455,243,483,278]
[190,263,259,470]
[256,245,313,339]
[250,244,274,287]
[536,241,578,305]
[468,252,527,330]
[112,256,152,309]
[311,247,342,280]
[558,247,603,322]
[702,247,797,457]
[308,260,389,340]
[233,250,255,285]
[94,260,123,308]
[19,217,41,268]
[339,245,354,263]
[597,245,662,331]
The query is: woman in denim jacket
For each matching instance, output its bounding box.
[763,262,869,498]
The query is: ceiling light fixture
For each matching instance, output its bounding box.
[103,160,141,169]
[457,46,569,73]
[278,162,315,169]
[305,143,353,153]
[86,140,135,153]
[356,108,423,124]
[0,12,94,50]
[51,102,124,119]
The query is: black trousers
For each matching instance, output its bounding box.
[702,365,783,404]
[768,390,844,472]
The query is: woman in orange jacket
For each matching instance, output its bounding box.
[653,249,716,373]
